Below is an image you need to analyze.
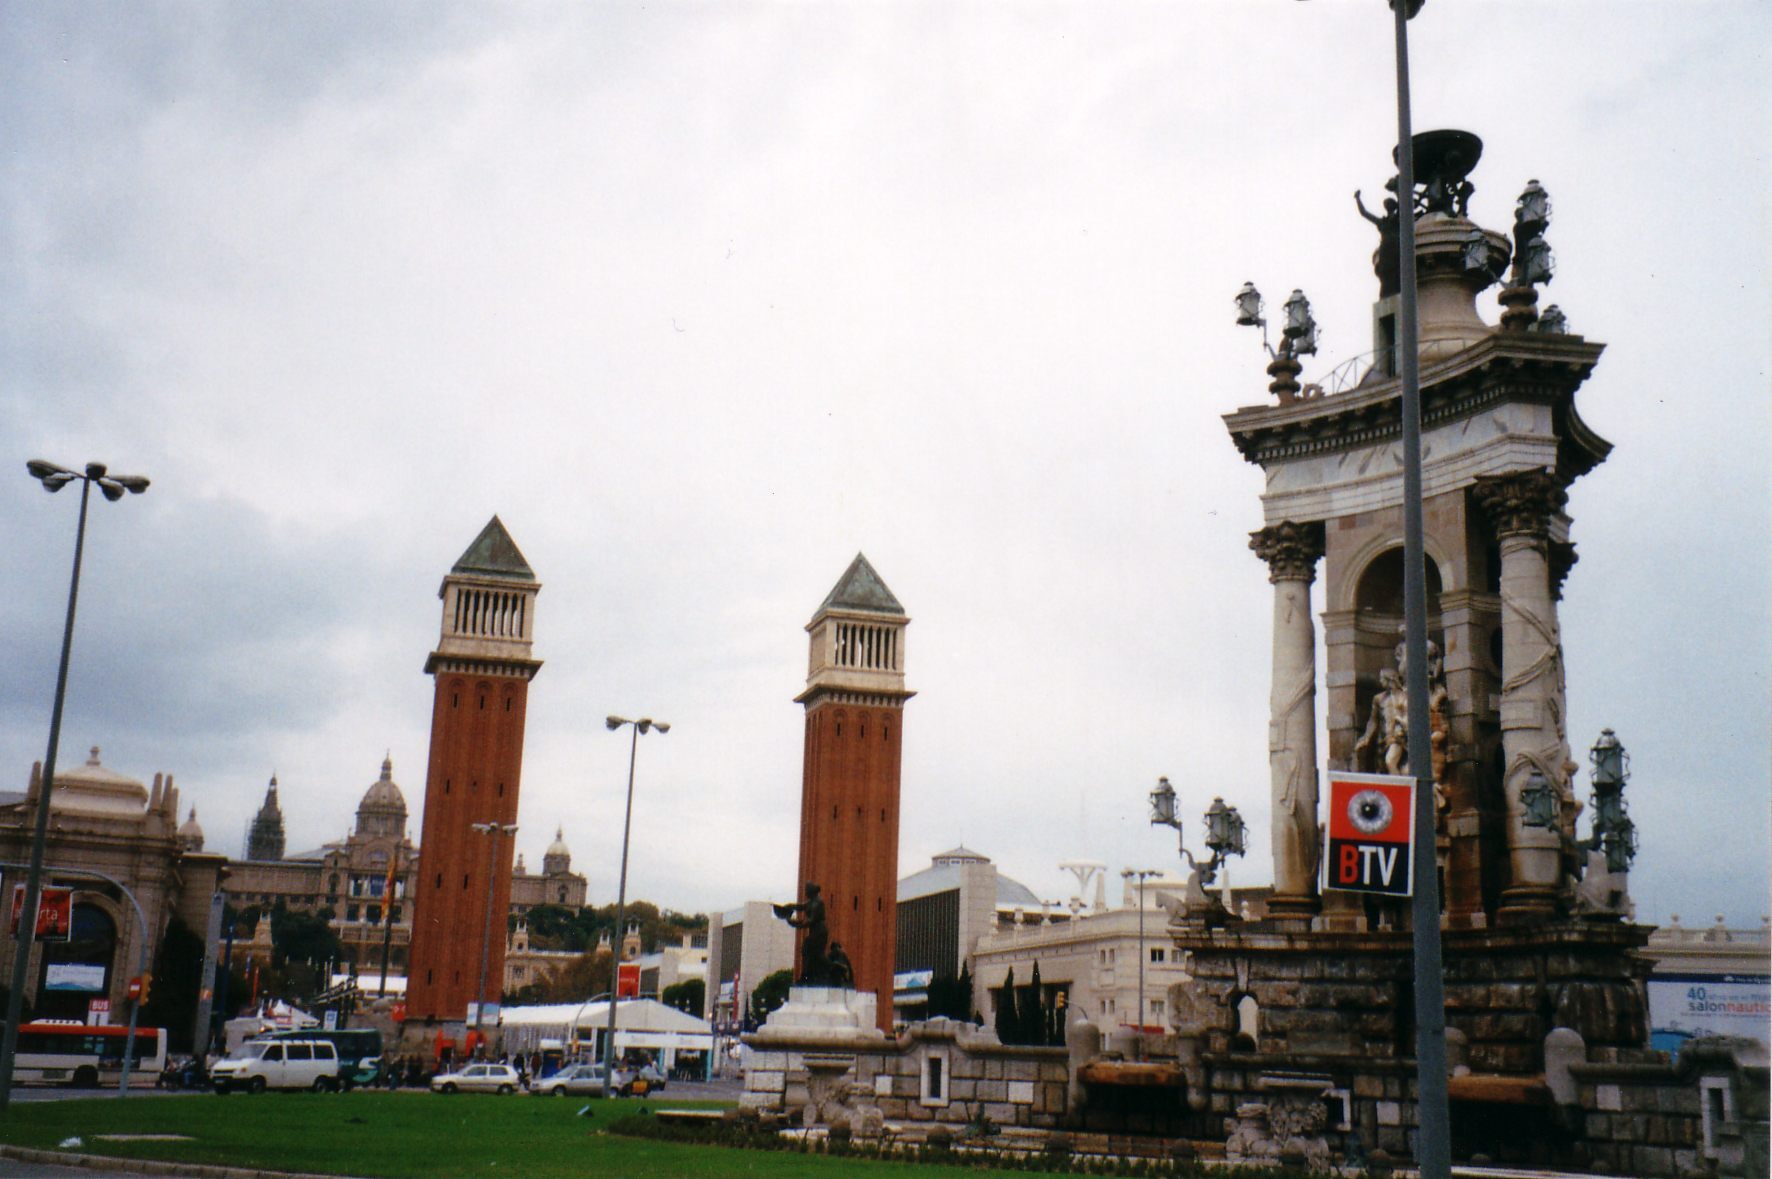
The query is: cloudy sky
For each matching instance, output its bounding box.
[3,2,1766,928]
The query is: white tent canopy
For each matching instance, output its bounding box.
[499,998,713,1071]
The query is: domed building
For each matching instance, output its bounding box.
[225,757,419,979]
[511,825,587,911]
[178,806,205,852]
[0,747,227,1024]
[223,757,585,985]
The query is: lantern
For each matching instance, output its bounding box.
[1149,776,1179,829]
[1519,769,1559,828]
[1234,282,1264,327]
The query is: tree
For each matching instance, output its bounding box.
[994,967,1017,1043]
[529,949,610,1004]
[1019,961,1048,1046]
[749,969,793,1025]
[271,905,343,970]
[957,963,975,1024]
[662,978,705,1017]
[518,904,588,951]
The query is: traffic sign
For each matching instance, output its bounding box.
[1324,771,1418,896]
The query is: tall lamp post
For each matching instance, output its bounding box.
[1120,868,1161,1060]
[470,821,518,1038]
[1382,4,1453,1176]
[0,460,149,1115]
[601,715,668,1097]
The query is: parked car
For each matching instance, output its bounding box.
[430,1063,522,1094]
[212,1039,341,1094]
[528,1061,608,1097]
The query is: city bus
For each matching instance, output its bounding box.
[7,1020,167,1088]
[264,1026,383,1087]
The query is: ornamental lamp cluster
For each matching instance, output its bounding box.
[1149,776,1248,885]
[1587,728,1637,874]
[1233,283,1317,361]
[1511,178,1555,287]
[1520,728,1637,875]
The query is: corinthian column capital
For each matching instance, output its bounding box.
[1250,520,1325,584]
[1473,470,1567,539]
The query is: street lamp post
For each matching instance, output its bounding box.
[601,715,668,1098]
[1120,868,1161,1061]
[470,822,518,1036]
[0,460,149,1115]
[1382,5,1453,1177]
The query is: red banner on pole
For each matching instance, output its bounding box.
[1323,771,1418,896]
[616,961,641,998]
[9,884,73,941]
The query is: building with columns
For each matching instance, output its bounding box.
[794,553,912,1033]
[405,517,542,1024]
[1158,134,1698,1172]
[0,749,227,1026]
[1227,141,1609,932]
[224,763,585,980]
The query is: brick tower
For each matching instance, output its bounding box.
[405,517,541,1024]
[794,554,912,1032]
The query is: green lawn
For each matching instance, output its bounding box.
[0,1091,1033,1178]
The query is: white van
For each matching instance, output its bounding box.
[211,1038,341,1093]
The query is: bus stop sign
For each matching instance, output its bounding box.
[1324,771,1418,896]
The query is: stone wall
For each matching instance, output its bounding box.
[1167,921,1772,1175]
[1570,1039,1769,1179]
[853,1019,1069,1129]
[742,1001,1068,1132]
[1175,922,1649,1075]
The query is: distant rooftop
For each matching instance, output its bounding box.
[898,848,1041,908]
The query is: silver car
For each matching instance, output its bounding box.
[528,1061,608,1097]
[430,1063,522,1094]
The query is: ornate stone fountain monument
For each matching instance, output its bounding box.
[1168,131,1766,1174]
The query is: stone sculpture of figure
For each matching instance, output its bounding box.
[773,882,831,985]
[825,942,854,989]
[1354,637,1452,819]
[1355,189,1402,299]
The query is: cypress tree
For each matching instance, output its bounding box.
[994,967,1017,1043]
[1022,961,1048,1046]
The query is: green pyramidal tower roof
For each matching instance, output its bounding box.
[817,552,903,616]
[451,516,535,581]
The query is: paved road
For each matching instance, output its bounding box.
[6,1086,206,1103]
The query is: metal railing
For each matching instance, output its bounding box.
[1297,334,1495,399]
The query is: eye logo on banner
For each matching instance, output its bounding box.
[1324,771,1418,896]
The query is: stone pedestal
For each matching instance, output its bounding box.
[1171,920,1650,1164]
[740,986,887,1112]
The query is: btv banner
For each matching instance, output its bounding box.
[1324,772,1417,896]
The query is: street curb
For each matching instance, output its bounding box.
[0,1143,364,1179]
